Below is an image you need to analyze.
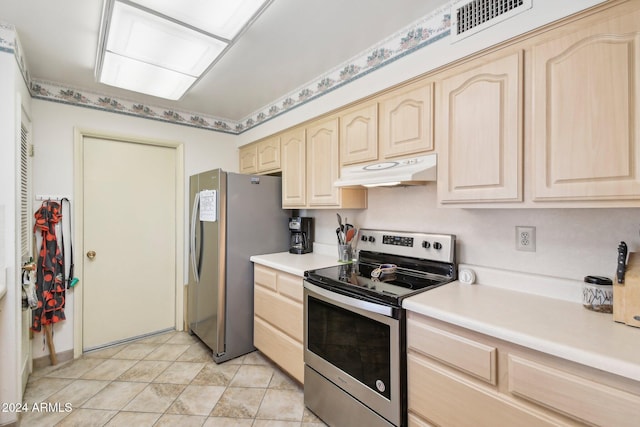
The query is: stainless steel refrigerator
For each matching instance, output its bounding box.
[188,169,289,363]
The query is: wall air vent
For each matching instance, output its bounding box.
[451,0,532,42]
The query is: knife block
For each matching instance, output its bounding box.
[613,251,640,328]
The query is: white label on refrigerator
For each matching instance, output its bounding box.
[199,190,217,222]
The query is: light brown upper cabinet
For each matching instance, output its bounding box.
[257,136,281,173]
[239,143,258,174]
[281,118,367,209]
[242,0,640,208]
[239,137,281,174]
[281,127,306,207]
[379,80,434,159]
[307,117,341,206]
[530,4,640,202]
[340,101,378,165]
[437,51,523,204]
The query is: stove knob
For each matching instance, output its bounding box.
[433,242,443,250]
[368,236,376,243]
[422,241,431,249]
[361,235,368,242]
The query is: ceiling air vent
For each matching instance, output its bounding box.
[451,0,532,42]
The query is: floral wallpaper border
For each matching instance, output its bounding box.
[1,4,451,135]
[29,79,239,133]
[237,4,451,133]
[1,21,32,86]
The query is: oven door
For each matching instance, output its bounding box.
[304,280,403,426]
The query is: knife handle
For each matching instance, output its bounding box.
[617,241,627,284]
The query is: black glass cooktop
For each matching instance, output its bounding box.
[305,260,452,306]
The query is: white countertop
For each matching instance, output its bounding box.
[250,244,341,277]
[403,281,640,382]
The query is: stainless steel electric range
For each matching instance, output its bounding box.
[303,229,457,427]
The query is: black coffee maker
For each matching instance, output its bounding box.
[289,217,313,254]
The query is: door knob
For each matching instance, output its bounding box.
[86,250,96,260]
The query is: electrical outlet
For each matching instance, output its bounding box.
[516,226,536,252]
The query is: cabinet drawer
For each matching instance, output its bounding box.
[407,316,496,384]
[508,355,640,427]
[254,286,303,342]
[254,317,304,383]
[277,272,303,302]
[408,354,563,427]
[254,264,277,291]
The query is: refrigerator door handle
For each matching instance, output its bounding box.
[190,191,201,283]
[216,171,227,357]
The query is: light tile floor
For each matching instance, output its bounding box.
[20,331,326,427]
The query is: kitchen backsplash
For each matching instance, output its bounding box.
[303,185,640,282]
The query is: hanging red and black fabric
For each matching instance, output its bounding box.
[32,200,66,332]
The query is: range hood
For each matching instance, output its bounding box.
[334,154,437,188]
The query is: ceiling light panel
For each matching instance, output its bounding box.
[108,1,227,76]
[97,0,271,100]
[130,0,269,39]
[101,51,196,100]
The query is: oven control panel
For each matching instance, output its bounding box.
[358,229,455,263]
[382,235,413,247]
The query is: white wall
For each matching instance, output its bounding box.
[305,187,640,283]
[0,49,32,427]
[30,99,238,360]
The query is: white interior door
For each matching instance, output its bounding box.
[82,136,176,350]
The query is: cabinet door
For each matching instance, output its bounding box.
[254,317,304,383]
[437,51,523,203]
[253,265,305,383]
[379,81,434,159]
[340,102,378,165]
[257,136,281,172]
[408,354,563,427]
[307,117,340,206]
[281,127,306,208]
[239,144,258,174]
[531,9,640,201]
[508,355,640,427]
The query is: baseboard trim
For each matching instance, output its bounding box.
[32,349,74,370]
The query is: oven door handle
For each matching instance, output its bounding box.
[304,281,394,317]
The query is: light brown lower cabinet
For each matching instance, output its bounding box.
[408,413,435,427]
[407,311,640,427]
[508,355,640,427]
[408,354,566,427]
[253,264,304,383]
